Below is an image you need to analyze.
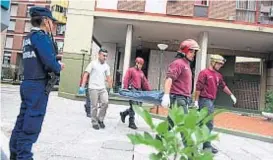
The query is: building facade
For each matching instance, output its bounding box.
[34,0,273,111]
[1,0,68,80]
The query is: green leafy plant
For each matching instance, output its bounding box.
[265,90,273,113]
[127,103,226,160]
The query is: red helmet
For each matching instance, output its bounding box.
[135,57,144,65]
[178,39,200,55]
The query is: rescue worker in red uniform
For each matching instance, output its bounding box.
[160,39,200,146]
[120,57,152,129]
[161,39,200,113]
[194,54,237,154]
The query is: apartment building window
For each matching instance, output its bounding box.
[194,0,208,17]
[10,4,18,17]
[56,24,66,35]
[8,20,16,31]
[52,5,67,16]
[259,1,273,24]
[195,0,209,6]
[236,0,256,23]
[24,21,32,33]
[2,51,12,65]
[5,36,14,49]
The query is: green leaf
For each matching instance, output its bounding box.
[168,104,185,126]
[185,110,198,129]
[156,121,168,135]
[179,147,193,158]
[197,107,209,124]
[128,133,164,151]
[144,131,154,140]
[201,125,210,140]
[143,132,164,151]
[207,133,219,142]
[189,132,198,146]
[127,133,145,145]
[168,104,178,124]
[176,126,189,138]
[197,151,214,160]
[149,153,164,160]
[133,105,155,129]
[147,139,164,151]
[179,153,188,160]
[163,131,176,142]
[193,127,205,144]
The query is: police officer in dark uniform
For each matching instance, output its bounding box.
[9,7,64,160]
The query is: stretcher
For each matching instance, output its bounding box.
[110,89,164,105]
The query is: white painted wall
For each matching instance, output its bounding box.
[96,0,118,10]
[68,1,96,11]
[145,0,167,14]
[63,1,95,54]
[90,41,100,61]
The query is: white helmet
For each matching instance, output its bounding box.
[210,54,226,64]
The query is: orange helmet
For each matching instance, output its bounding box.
[178,39,200,55]
[135,57,144,65]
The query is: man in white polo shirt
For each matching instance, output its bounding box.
[79,48,112,130]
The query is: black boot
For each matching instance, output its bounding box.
[10,152,17,160]
[98,121,105,129]
[211,146,218,154]
[120,111,128,123]
[128,117,137,129]
[203,145,218,154]
[92,124,100,130]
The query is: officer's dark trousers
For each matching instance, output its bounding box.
[167,95,190,146]
[198,97,214,148]
[9,80,48,160]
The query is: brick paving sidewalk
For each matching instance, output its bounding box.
[214,112,273,137]
[150,107,273,137]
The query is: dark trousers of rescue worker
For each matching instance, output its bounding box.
[120,87,142,129]
[10,80,48,160]
[84,87,91,117]
[167,95,190,146]
[198,97,214,149]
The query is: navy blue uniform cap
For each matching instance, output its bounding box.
[29,6,57,22]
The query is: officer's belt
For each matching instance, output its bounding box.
[23,77,47,81]
[170,94,191,100]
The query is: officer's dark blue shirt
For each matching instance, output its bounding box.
[22,27,61,80]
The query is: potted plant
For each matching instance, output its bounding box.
[262,90,273,120]
[128,103,225,160]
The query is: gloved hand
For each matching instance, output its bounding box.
[78,87,86,95]
[194,101,199,109]
[230,94,237,104]
[161,94,170,108]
